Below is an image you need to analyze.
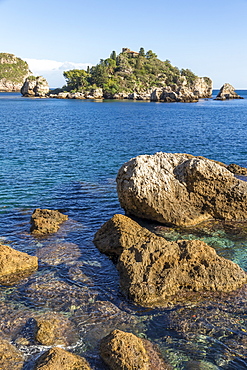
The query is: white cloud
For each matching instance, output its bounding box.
[24,58,92,88]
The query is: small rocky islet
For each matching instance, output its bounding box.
[0,152,246,368]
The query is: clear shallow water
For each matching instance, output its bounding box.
[0,92,247,369]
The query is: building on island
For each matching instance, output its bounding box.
[122,48,139,57]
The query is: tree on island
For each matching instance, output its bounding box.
[61,47,201,96]
[110,51,117,61]
[139,47,145,57]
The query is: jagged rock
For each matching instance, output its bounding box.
[30,208,68,235]
[150,77,212,102]
[215,83,243,100]
[112,92,129,99]
[69,92,85,99]
[150,86,198,102]
[21,76,49,97]
[0,339,24,370]
[84,88,103,99]
[192,77,213,98]
[34,314,78,346]
[57,92,69,98]
[94,214,247,307]
[0,53,31,92]
[116,152,247,227]
[33,347,91,370]
[0,244,38,285]
[100,329,169,370]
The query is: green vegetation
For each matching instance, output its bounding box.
[63,48,200,97]
[0,53,29,84]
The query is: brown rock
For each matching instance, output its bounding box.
[0,339,24,370]
[0,244,38,284]
[34,314,78,346]
[215,83,243,100]
[30,208,68,235]
[94,214,247,307]
[116,152,247,227]
[100,329,169,370]
[33,347,91,370]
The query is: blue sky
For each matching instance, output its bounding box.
[1,0,247,88]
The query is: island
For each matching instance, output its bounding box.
[50,47,213,102]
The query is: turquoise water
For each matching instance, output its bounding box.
[0,92,247,369]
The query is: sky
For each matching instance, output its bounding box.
[1,0,247,88]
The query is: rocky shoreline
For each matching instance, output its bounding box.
[19,76,245,103]
[0,153,247,369]
[48,76,212,103]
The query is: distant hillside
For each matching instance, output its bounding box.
[0,53,31,92]
[61,47,212,101]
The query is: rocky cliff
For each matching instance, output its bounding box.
[149,77,212,102]
[0,53,31,92]
[21,76,49,97]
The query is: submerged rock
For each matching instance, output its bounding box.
[215,83,243,100]
[0,339,24,370]
[30,208,68,235]
[0,244,38,284]
[21,76,49,97]
[33,347,91,370]
[116,152,247,227]
[25,271,96,311]
[34,313,78,346]
[71,300,140,347]
[100,329,170,370]
[36,242,82,266]
[94,214,247,307]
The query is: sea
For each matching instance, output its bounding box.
[0,90,247,369]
